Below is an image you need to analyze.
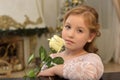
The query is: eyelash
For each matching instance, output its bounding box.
[78,29,83,33]
[64,25,71,30]
[64,25,83,33]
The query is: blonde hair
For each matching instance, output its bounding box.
[63,5,101,53]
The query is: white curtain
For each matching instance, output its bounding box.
[0,0,45,29]
[96,0,115,63]
[85,0,120,63]
[113,0,120,21]
[113,0,120,63]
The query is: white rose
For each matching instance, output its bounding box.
[49,35,64,52]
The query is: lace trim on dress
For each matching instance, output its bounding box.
[63,53,104,80]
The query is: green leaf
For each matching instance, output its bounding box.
[52,57,64,64]
[33,67,40,75]
[39,46,47,61]
[28,54,35,64]
[45,56,52,67]
[27,69,36,77]
[47,64,54,68]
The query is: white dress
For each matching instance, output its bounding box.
[63,53,104,80]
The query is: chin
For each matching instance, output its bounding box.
[65,46,75,50]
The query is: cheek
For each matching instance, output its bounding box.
[76,39,87,48]
[76,35,89,44]
[62,30,66,38]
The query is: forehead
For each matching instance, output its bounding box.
[66,15,91,30]
[64,11,93,26]
[65,14,86,25]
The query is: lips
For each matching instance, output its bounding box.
[65,39,74,44]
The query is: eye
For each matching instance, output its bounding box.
[64,25,71,30]
[77,29,83,33]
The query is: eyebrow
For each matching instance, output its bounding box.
[65,21,70,24]
[65,22,86,30]
[64,22,71,26]
[77,26,86,30]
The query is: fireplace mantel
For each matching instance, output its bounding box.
[0,27,50,75]
[0,27,49,37]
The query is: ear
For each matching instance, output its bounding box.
[88,33,96,43]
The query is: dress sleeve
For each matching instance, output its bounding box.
[63,54,104,80]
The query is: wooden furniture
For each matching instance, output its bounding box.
[0,59,12,77]
[1,72,120,80]
[102,72,120,80]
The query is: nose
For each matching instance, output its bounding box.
[67,29,75,38]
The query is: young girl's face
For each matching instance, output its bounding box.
[62,14,95,51]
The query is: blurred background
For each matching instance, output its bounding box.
[0,0,120,78]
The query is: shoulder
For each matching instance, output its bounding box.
[83,53,101,59]
[78,53,103,65]
[81,53,104,70]
[84,53,102,61]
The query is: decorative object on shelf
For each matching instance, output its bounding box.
[56,0,84,33]
[23,15,42,28]
[0,15,23,30]
[0,15,42,30]
[0,0,45,30]
[0,59,12,76]
[25,35,64,78]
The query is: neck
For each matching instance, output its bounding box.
[63,48,87,57]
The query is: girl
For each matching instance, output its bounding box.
[37,5,104,80]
